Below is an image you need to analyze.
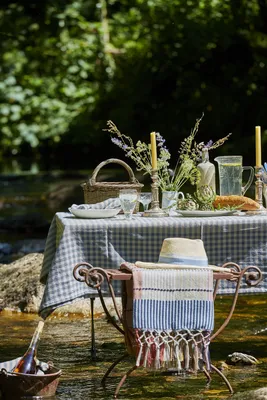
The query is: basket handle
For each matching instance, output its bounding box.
[89,158,139,185]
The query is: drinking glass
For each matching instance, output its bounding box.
[119,189,138,220]
[139,192,152,211]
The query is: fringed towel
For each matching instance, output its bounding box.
[121,262,214,372]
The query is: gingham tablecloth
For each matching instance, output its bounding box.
[39,212,267,319]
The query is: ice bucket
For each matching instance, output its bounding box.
[0,361,61,399]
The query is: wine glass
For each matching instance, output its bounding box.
[119,189,138,220]
[139,192,152,212]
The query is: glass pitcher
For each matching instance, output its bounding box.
[214,156,254,196]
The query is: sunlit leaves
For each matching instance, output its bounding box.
[0,0,266,156]
[0,1,111,152]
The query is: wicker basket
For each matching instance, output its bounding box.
[81,158,143,212]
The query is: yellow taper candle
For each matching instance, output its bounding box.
[150,131,157,170]
[255,126,262,167]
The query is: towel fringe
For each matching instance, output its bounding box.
[132,329,211,372]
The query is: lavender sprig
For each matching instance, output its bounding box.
[199,133,232,151]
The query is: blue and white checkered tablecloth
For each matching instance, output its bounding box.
[39,212,267,319]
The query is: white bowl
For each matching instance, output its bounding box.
[69,208,120,219]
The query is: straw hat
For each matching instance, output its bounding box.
[158,237,208,267]
[134,237,230,272]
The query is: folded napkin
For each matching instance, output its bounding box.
[70,198,121,210]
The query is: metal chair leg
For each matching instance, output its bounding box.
[114,364,138,399]
[202,365,212,383]
[210,363,234,394]
[101,352,129,384]
[90,297,97,360]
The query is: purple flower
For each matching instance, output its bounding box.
[111,137,124,148]
[156,132,166,148]
[203,140,213,149]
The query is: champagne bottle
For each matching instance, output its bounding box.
[13,320,44,374]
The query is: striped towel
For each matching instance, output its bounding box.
[121,262,214,371]
[135,261,230,273]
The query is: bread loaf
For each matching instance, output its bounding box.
[213,195,260,211]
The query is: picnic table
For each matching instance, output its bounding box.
[39,211,266,319]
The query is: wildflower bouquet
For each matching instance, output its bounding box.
[159,115,203,191]
[106,115,231,193]
[106,115,203,192]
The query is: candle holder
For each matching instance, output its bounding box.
[247,166,267,215]
[143,169,168,217]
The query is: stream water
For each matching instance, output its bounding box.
[0,295,267,400]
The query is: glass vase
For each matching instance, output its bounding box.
[197,148,216,193]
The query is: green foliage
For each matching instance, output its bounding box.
[0,1,109,153]
[0,0,267,163]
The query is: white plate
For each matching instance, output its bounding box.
[176,209,237,217]
[69,208,120,219]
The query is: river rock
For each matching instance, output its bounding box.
[231,387,267,399]
[0,253,121,318]
[226,352,259,365]
[0,253,45,313]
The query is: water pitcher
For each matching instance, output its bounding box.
[214,156,254,196]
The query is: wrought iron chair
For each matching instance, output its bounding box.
[73,261,262,399]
